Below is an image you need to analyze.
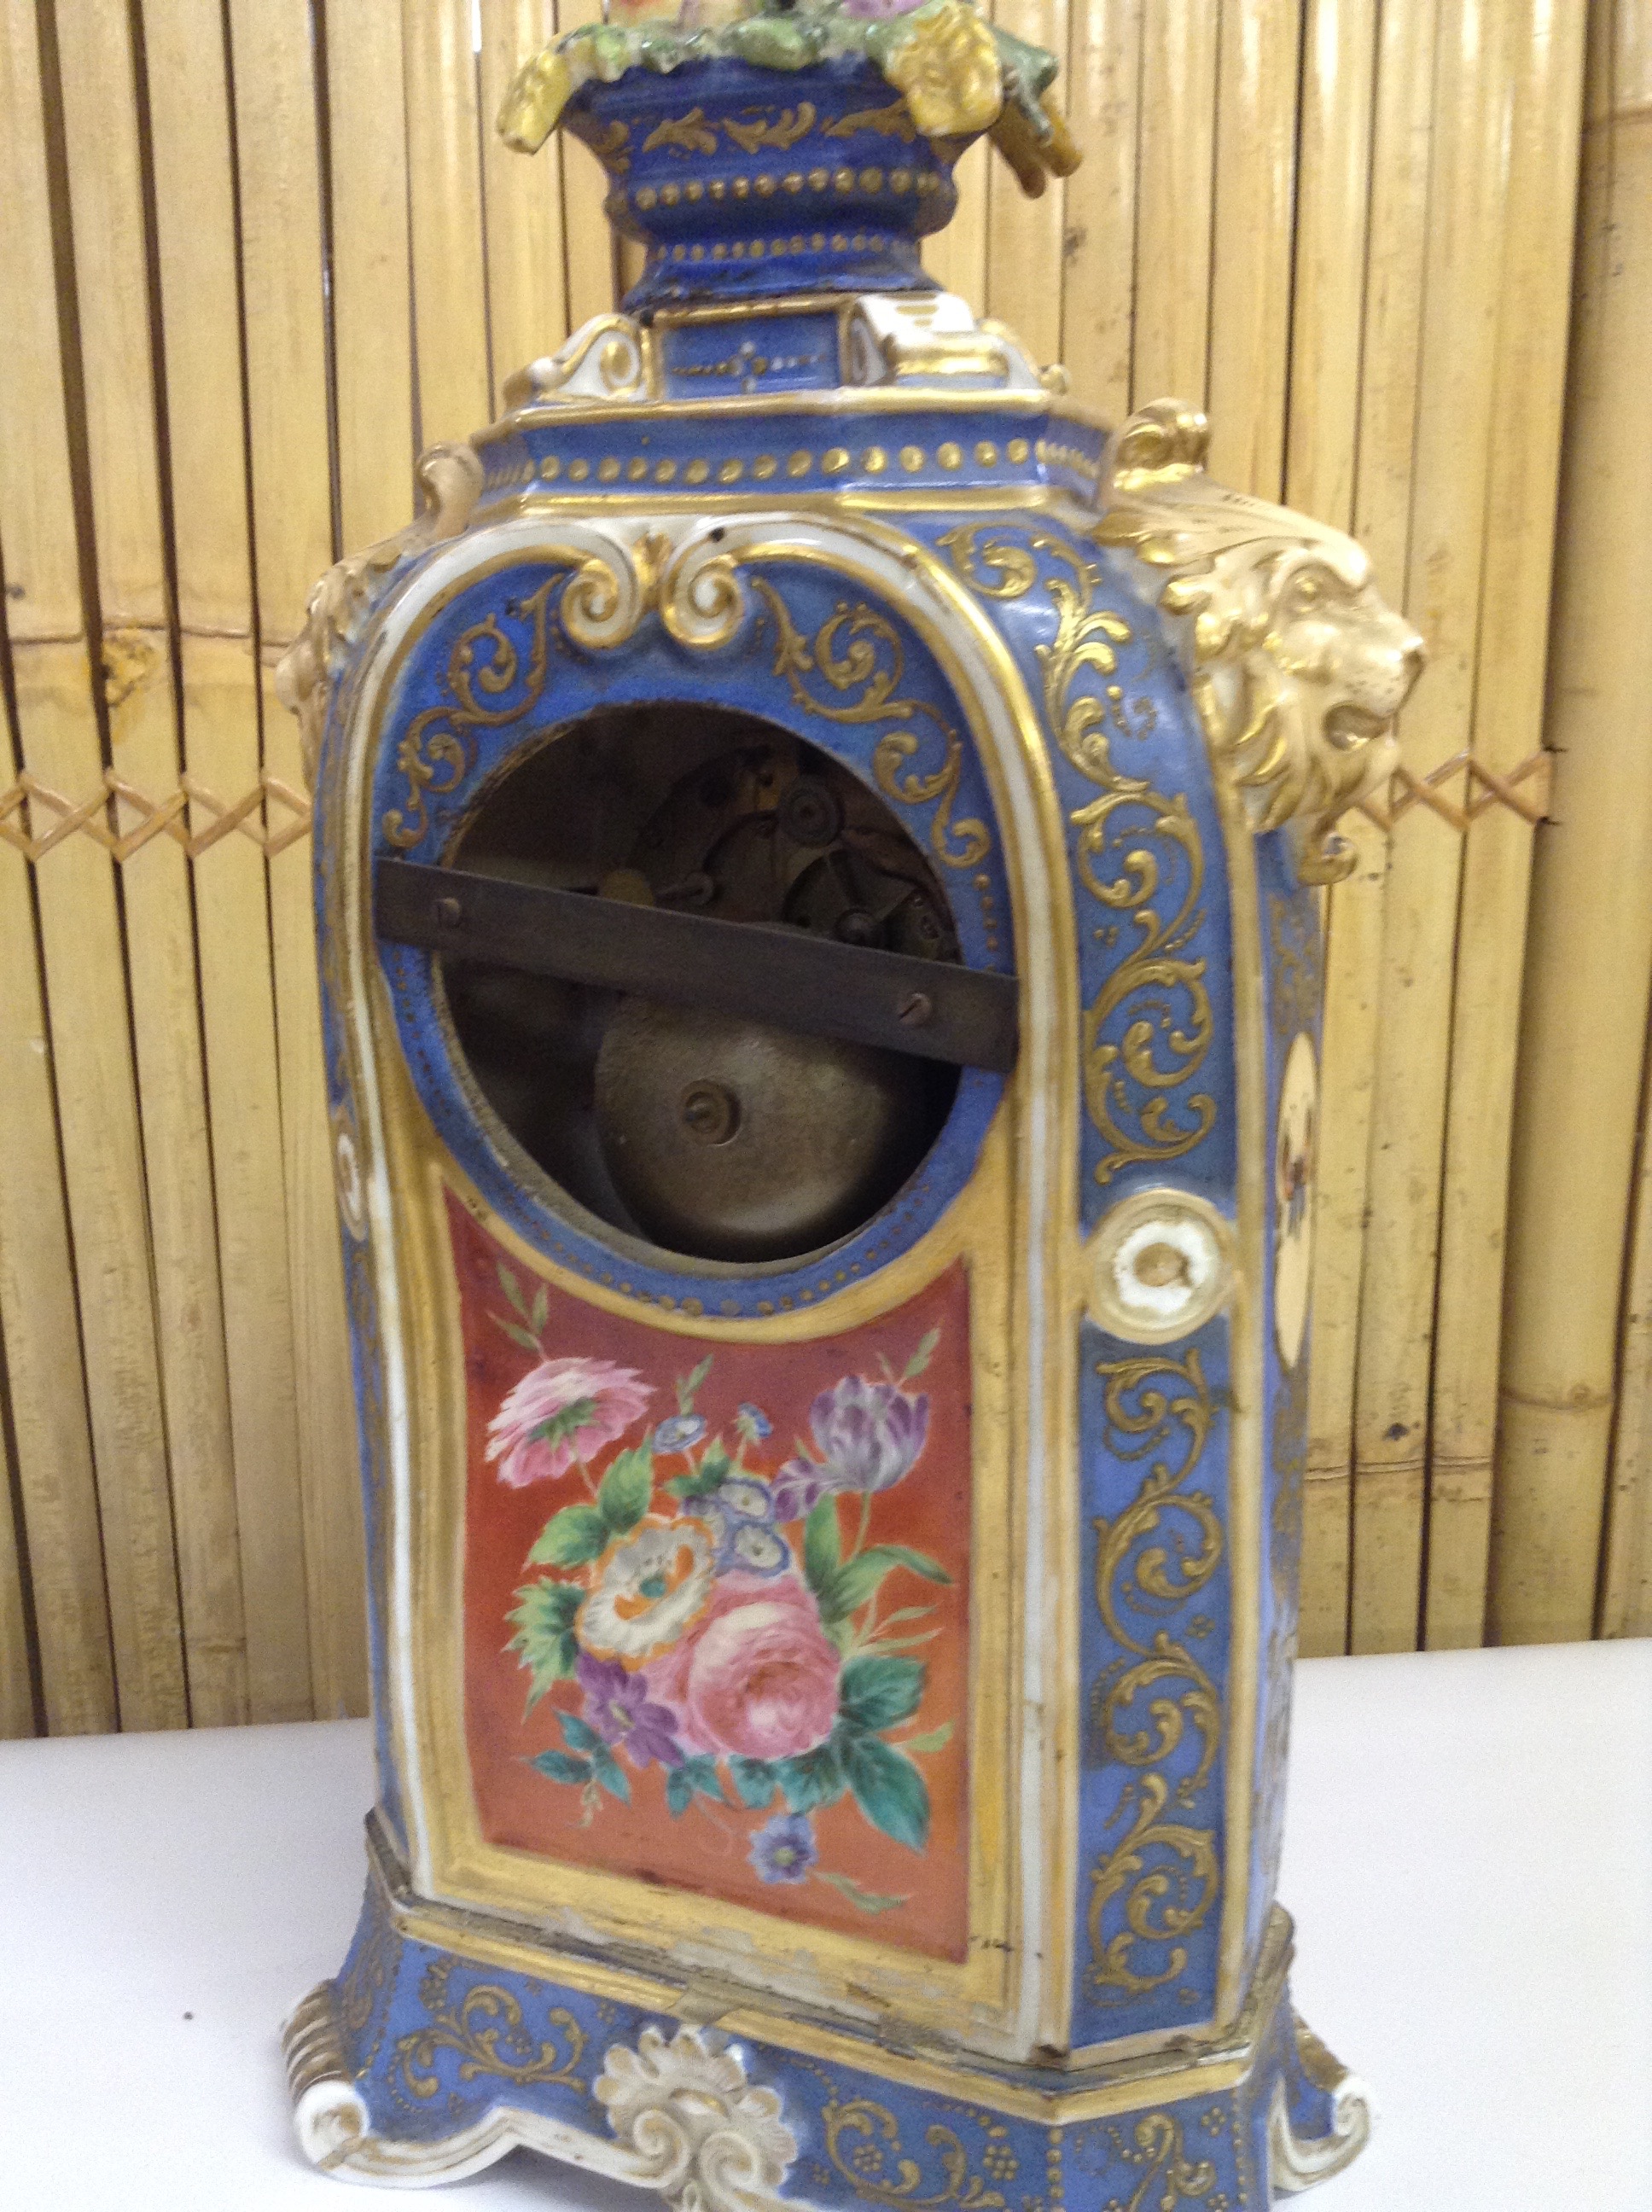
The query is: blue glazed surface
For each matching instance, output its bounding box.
[369,550,1014,1318]
[1249,839,1323,1979]
[332,1873,1305,2204]
[1072,1313,1234,2046]
[903,513,1237,1231]
[563,60,961,309]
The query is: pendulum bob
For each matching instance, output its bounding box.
[277,31,1422,2209]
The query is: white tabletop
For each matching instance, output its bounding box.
[2,1639,1647,2209]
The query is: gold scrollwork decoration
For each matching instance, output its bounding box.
[391,1960,586,2102]
[1107,2113,1219,2212]
[1075,784,1216,1183]
[820,2098,1010,2211]
[642,107,719,155]
[724,102,816,153]
[379,531,753,848]
[381,570,562,847]
[825,97,919,143]
[1087,1351,1223,2001]
[751,578,990,870]
[587,118,631,172]
[336,1886,397,2070]
[939,524,1213,1185]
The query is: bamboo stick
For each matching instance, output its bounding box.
[1131,0,1219,407]
[1329,0,1436,1652]
[1606,1044,1652,1639]
[0,17,113,1743]
[54,0,250,1730]
[1286,0,1380,1657]
[1058,0,1141,423]
[144,0,321,1724]
[0,1403,32,1737]
[482,0,569,394]
[0,661,113,1737]
[557,0,618,330]
[1494,0,1652,1645]
[328,0,417,550]
[0,0,185,1732]
[985,0,1070,373]
[226,0,366,1718]
[404,0,493,445]
[1426,0,1586,1650]
[1206,0,1302,499]
[1349,0,1504,1658]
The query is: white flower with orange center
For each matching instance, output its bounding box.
[578,1516,716,1669]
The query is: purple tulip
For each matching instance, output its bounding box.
[771,1377,931,1519]
[577,1653,683,1769]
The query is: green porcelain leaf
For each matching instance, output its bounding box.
[838,1653,925,1732]
[776,1738,845,1813]
[526,1503,610,1569]
[842,1733,929,1850]
[531,1749,591,1786]
[802,1495,841,1597]
[728,1755,779,1809]
[598,1445,654,1534]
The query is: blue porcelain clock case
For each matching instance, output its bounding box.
[276,9,1422,2204]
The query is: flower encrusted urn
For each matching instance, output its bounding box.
[277,3,1422,2202]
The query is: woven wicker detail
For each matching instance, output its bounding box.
[0,769,312,863]
[0,748,1550,867]
[1357,748,1552,835]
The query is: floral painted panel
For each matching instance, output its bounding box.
[451,1196,972,1959]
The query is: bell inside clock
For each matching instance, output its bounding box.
[440,703,963,1265]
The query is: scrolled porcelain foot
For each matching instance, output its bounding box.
[1268,2011,1375,2193]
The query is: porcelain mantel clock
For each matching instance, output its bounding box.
[277,7,1422,2202]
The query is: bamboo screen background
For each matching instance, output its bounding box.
[0,0,1647,1739]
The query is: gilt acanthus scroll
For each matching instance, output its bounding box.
[1095,400,1425,883]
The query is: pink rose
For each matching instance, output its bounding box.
[486,1356,652,1487]
[655,1574,840,1761]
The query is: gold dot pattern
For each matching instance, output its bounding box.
[508,434,1091,495]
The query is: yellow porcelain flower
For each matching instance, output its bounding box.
[881,1,1003,140]
[497,46,576,154]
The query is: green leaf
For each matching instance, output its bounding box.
[525,1503,609,1569]
[597,1445,654,1534]
[842,1734,929,1851]
[531,1749,591,1786]
[814,1870,910,1913]
[491,1313,544,1356]
[898,1721,954,1755]
[665,1446,731,1502]
[802,1495,841,1597]
[590,1743,631,1802]
[666,1755,725,1815]
[531,1284,548,1333]
[838,1654,925,1732]
[505,1580,584,1707]
[559,1711,602,1755]
[728,1756,778,1810]
[820,1545,950,1621]
[776,1738,845,1814]
[676,1353,713,1413]
[497,1263,529,1320]
[902,1326,940,1382]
